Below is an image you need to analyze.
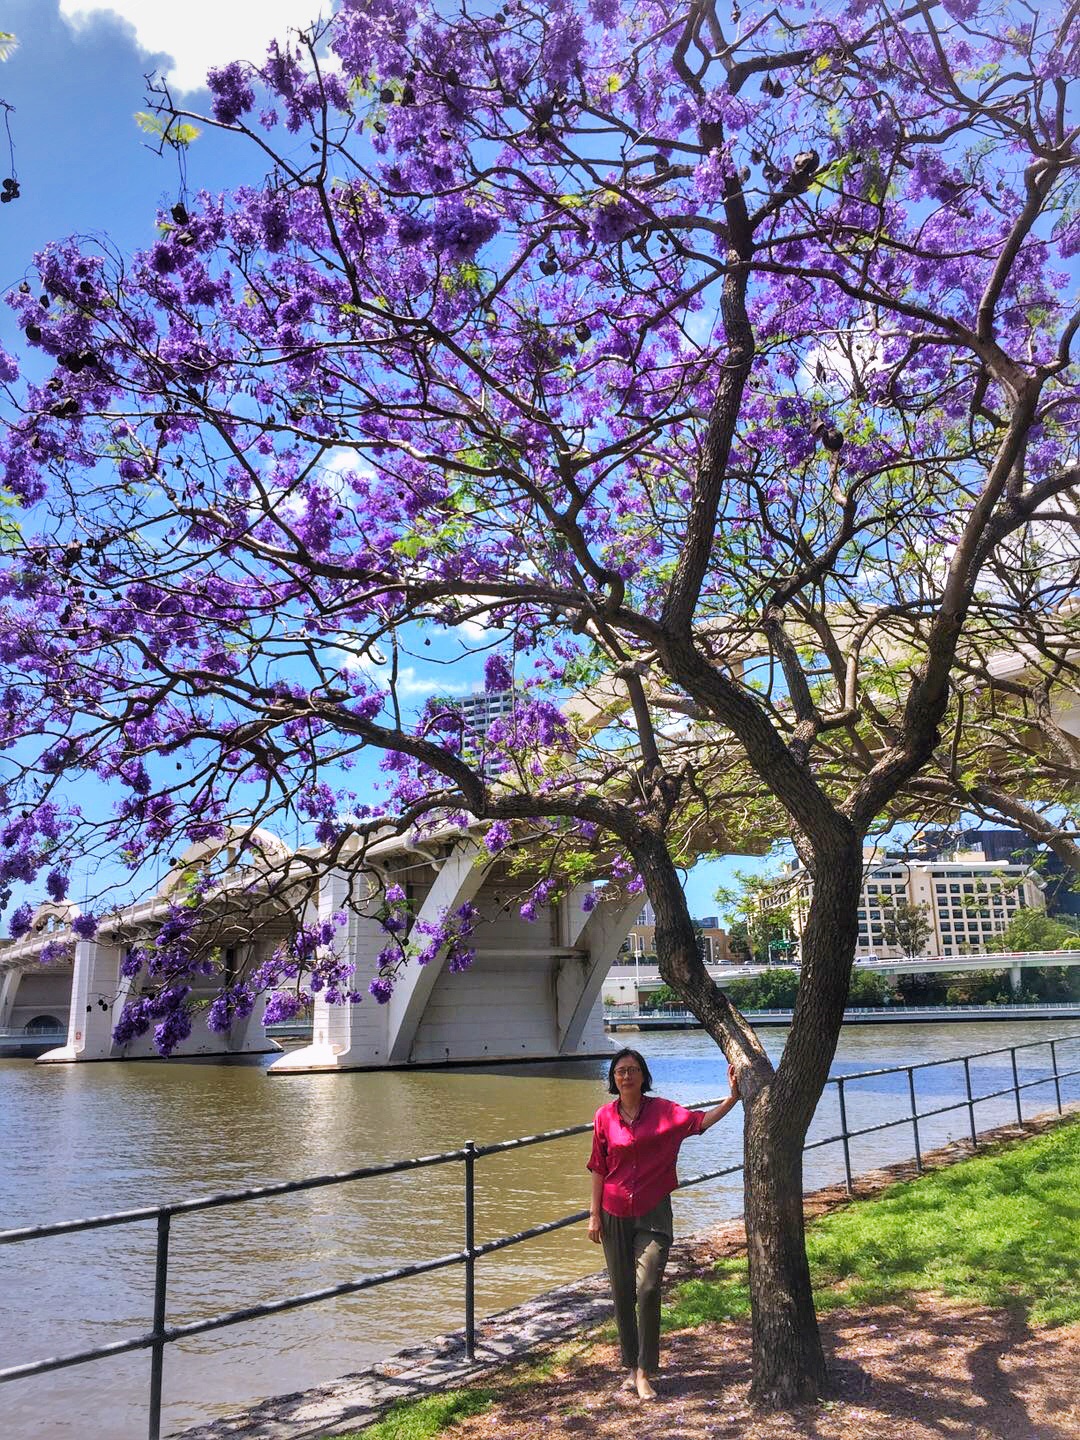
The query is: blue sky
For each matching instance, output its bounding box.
[0,0,776,921]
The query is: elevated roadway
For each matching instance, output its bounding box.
[603,950,1080,1004]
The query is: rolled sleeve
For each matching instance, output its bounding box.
[586,1116,609,1175]
[671,1102,706,1140]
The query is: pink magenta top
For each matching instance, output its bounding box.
[587,1095,706,1217]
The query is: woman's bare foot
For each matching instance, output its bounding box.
[620,1371,637,1392]
[635,1371,658,1401]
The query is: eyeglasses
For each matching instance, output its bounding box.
[613,1066,642,1078]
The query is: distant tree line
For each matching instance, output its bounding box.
[639,910,1080,1010]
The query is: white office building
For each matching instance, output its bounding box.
[765,849,1045,960]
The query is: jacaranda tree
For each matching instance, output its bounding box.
[1,0,1077,1405]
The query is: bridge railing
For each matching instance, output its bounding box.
[605,1000,1080,1019]
[2,1031,1079,1440]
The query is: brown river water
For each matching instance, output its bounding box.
[2,1020,1078,1439]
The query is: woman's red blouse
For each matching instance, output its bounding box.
[587,1095,705,1217]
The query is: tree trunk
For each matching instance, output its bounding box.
[634,826,862,1407]
[742,1088,827,1404]
[738,833,864,1403]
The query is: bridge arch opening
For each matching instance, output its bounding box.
[25,1014,64,1035]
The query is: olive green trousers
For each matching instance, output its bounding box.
[600,1196,673,1373]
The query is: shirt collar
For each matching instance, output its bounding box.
[612,1094,649,1123]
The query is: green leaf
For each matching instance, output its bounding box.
[135,111,202,148]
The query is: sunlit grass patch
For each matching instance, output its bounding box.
[332,1388,495,1440]
[665,1117,1080,1331]
[329,1337,593,1439]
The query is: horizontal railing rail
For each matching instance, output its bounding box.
[606,1001,1080,1019]
[2,1032,1079,1440]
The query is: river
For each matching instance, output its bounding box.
[2,1020,1078,1439]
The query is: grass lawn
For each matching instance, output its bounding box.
[328,1116,1080,1438]
[666,1114,1080,1330]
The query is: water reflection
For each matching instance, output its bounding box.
[1,1022,1077,1439]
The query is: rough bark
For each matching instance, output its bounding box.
[743,1094,826,1404]
[634,828,870,1402]
[742,834,865,1401]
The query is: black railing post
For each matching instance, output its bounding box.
[1010,1047,1023,1126]
[907,1067,922,1173]
[464,1141,477,1361]
[836,1078,853,1196]
[147,1209,172,1440]
[963,1056,978,1148]
[1050,1040,1062,1115]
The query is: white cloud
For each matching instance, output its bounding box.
[59,0,331,94]
[393,667,472,699]
[458,610,508,641]
[801,329,886,398]
[343,652,473,700]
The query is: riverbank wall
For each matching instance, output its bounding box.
[174,1103,1080,1440]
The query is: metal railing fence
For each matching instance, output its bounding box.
[2,1032,1079,1440]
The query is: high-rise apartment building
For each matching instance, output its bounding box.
[440,689,516,772]
[455,689,516,735]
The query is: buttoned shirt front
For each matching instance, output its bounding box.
[587,1095,705,1217]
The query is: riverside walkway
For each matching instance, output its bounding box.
[606,1001,1080,1029]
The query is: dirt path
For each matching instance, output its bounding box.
[453,1300,1080,1440]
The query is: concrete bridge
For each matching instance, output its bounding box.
[0,827,643,1072]
[3,818,1075,1071]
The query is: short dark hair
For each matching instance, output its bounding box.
[607,1047,653,1095]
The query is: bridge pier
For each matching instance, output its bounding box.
[385,842,489,1065]
[269,868,392,1073]
[270,849,632,1074]
[0,968,19,1030]
[37,938,126,1063]
[34,935,282,1064]
[555,887,643,1055]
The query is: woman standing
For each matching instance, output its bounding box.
[587,1046,740,1399]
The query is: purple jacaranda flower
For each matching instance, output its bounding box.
[484,820,511,854]
[429,200,499,261]
[262,991,307,1025]
[369,975,394,1004]
[9,902,32,939]
[45,870,69,902]
[207,61,256,125]
[484,652,512,693]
